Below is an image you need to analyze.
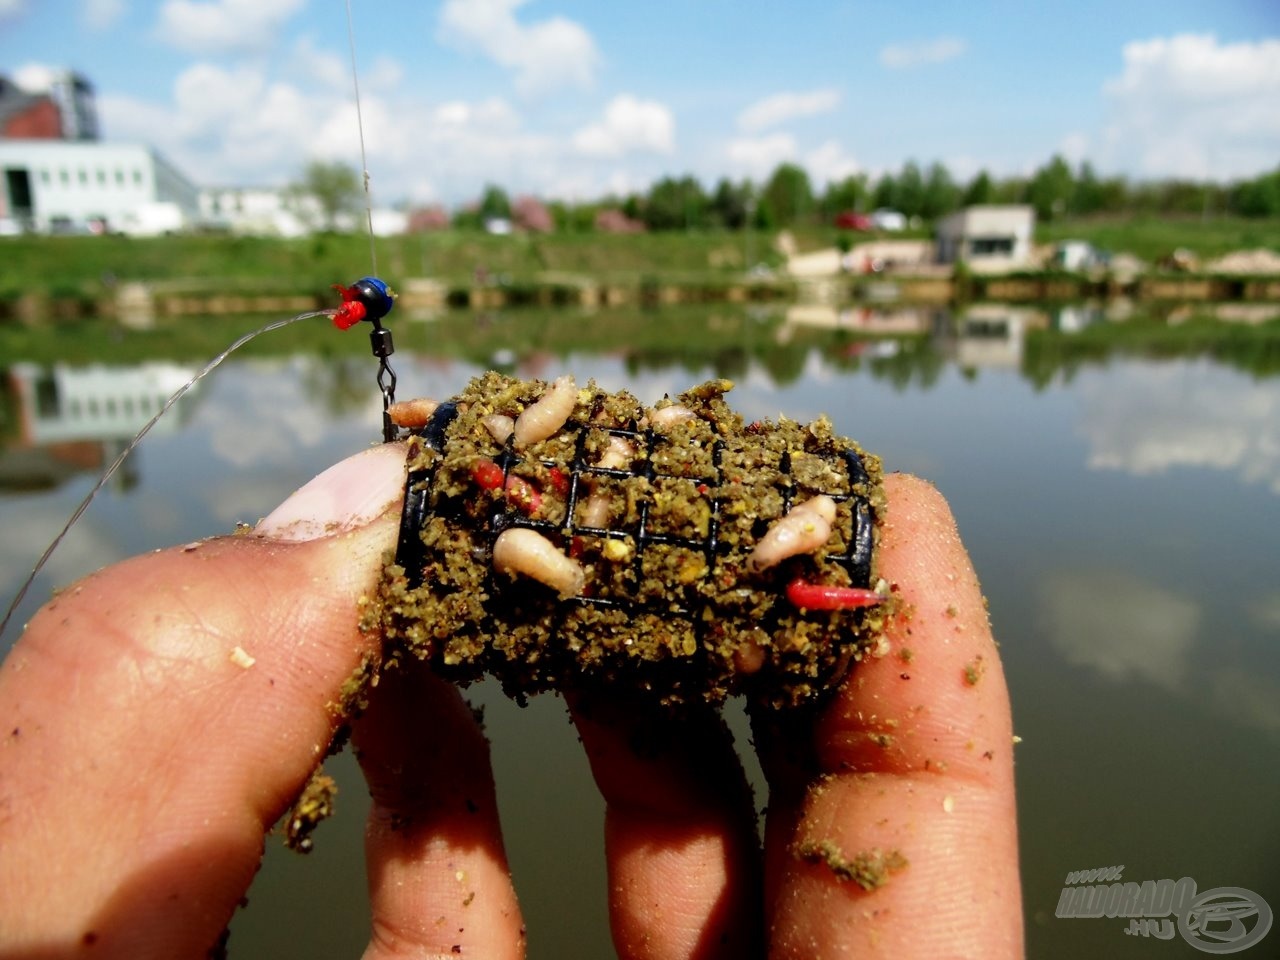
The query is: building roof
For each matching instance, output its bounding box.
[0,77,52,136]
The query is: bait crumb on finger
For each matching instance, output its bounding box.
[792,839,909,890]
[284,768,337,853]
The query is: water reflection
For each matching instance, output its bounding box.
[1,302,1278,960]
[1075,360,1280,493]
[2,361,196,492]
[1040,569,1200,693]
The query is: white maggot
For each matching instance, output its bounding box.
[647,404,695,429]
[482,413,515,444]
[580,436,636,528]
[596,435,634,471]
[492,528,586,599]
[387,397,439,429]
[514,375,577,448]
[747,495,837,573]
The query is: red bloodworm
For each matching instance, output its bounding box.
[786,578,883,611]
[547,467,569,496]
[504,475,541,514]
[470,458,504,490]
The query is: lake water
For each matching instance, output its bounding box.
[2,301,1278,958]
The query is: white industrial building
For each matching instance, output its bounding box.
[935,205,1036,272]
[199,185,312,237]
[0,139,200,235]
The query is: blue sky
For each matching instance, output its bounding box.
[1,0,1277,206]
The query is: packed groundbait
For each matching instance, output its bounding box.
[366,372,892,711]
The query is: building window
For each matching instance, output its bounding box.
[40,169,50,185]
[970,236,1015,257]
[59,169,70,186]
[133,169,143,187]
[97,169,106,186]
[78,169,88,186]
[34,373,60,418]
[115,169,125,186]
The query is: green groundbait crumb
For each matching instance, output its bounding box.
[284,768,337,853]
[367,373,891,710]
[793,840,909,890]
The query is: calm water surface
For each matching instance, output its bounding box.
[2,303,1278,958]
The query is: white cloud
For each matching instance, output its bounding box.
[437,0,600,97]
[0,0,25,21]
[155,0,305,55]
[287,35,350,91]
[806,140,859,185]
[572,95,675,158]
[1101,34,1280,179]
[102,62,322,185]
[102,55,569,204]
[285,37,401,95]
[433,97,520,132]
[737,88,841,134]
[1059,131,1090,166]
[1041,569,1198,692]
[1041,567,1280,739]
[82,0,125,29]
[1076,359,1280,494]
[12,62,54,92]
[879,36,966,69]
[726,133,796,180]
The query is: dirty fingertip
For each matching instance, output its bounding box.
[256,442,408,542]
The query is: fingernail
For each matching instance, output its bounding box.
[256,443,408,542]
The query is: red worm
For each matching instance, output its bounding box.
[470,459,504,490]
[504,475,542,514]
[786,578,883,611]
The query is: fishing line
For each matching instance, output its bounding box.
[0,309,334,640]
[337,0,400,435]
[344,0,378,277]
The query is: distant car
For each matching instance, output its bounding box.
[870,209,907,231]
[834,211,873,231]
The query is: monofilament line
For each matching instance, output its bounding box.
[0,309,334,641]
[344,0,378,276]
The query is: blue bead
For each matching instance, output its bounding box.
[352,276,394,322]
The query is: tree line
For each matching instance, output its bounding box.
[295,155,1280,234]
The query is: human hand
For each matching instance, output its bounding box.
[0,442,526,959]
[0,444,1021,959]
[568,473,1023,959]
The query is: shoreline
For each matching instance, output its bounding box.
[4,268,1279,326]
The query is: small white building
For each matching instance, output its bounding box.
[0,139,199,234]
[199,185,409,237]
[935,205,1035,272]
[199,186,311,237]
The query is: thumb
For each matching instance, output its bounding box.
[0,442,408,958]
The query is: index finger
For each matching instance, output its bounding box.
[762,473,1023,958]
